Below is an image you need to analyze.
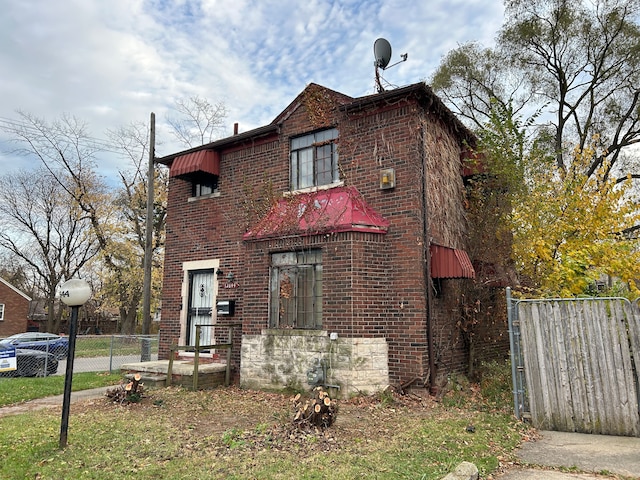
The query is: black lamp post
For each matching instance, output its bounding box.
[58,278,91,449]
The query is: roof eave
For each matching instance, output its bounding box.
[156,124,279,166]
[341,82,476,146]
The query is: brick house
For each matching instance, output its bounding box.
[0,277,31,337]
[156,82,506,396]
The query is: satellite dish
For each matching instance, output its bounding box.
[374,38,392,70]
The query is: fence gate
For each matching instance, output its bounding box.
[508,288,640,436]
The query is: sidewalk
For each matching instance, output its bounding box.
[0,386,110,418]
[496,430,640,479]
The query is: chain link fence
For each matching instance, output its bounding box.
[0,334,159,377]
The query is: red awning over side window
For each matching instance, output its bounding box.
[430,244,475,279]
[170,150,220,178]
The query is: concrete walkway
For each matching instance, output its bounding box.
[496,430,640,479]
[0,386,111,418]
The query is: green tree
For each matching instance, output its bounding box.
[468,103,640,296]
[511,144,640,296]
[435,0,640,296]
[432,0,640,180]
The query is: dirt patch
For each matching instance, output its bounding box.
[81,385,437,454]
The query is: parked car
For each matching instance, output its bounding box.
[0,332,69,360]
[0,343,59,377]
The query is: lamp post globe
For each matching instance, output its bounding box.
[59,278,91,307]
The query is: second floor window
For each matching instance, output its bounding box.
[290,128,339,190]
[193,175,219,197]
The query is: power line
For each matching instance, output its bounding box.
[0,116,145,157]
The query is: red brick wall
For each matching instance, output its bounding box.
[159,134,283,369]
[337,100,430,385]
[0,281,29,337]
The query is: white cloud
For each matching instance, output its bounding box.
[0,0,504,179]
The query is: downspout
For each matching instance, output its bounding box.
[419,120,437,393]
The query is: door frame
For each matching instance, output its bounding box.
[180,259,220,354]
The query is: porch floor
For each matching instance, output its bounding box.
[120,360,228,389]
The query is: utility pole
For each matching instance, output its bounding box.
[142,112,155,340]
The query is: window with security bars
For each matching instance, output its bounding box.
[270,250,322,329]
[290,129,339,190]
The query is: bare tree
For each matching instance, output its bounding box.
[0,169,99,332]
[104,122,167,334]
[166,95,228,148]
[0,253,34,295]
[0,98,214,334]
[2,111,132,330]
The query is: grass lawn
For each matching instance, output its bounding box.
[0,361,529,479]
[74,336,159,358]
[0,372,122,407]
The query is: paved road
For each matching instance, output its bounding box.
[56,354,159,375]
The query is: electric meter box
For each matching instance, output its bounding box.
[216,300,235,316]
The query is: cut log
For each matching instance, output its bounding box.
[291,386,338,430]
[105,376,145,404]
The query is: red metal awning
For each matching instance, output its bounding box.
[430,244,475,279]
[170,150,220,178]
[243,186,390,240]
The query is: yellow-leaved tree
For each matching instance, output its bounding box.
[472,102,640,298]
[511,145,640,297]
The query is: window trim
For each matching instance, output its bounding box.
[290,128,339,191]
[188,175,220,202]
[0,303,4,321]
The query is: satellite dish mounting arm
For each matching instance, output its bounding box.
[373,38,408,93]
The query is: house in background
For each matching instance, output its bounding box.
[156,82,508,396]
[0,277,31,337]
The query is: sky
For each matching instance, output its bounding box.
[0,0,504,182]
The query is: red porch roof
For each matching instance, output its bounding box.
[430,244,475,279]
[170,150,220,177]
[243,186,389,240]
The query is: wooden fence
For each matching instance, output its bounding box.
[508,290,640,437]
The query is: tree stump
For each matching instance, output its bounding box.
[291,386,338,429]
[106,373,145,404]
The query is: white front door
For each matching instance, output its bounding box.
[186,269,214,347]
